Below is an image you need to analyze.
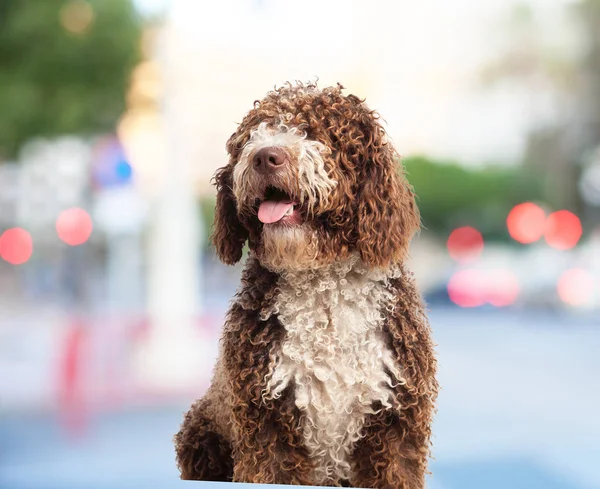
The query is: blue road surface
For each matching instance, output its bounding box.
[1,308,598,489]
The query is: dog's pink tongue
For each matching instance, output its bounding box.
[258,200,294,224]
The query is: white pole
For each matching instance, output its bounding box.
[134,8,207,392]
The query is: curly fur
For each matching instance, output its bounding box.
[174,82,438,488]
[261,255,407,484]
[233,121,336,216]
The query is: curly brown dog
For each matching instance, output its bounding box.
[174,82,438,488]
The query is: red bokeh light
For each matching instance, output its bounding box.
[0,228,33,265]
[448,268,520,308]
[506,202,546,244]
[544,210,582,250]
[447,269,487,308]
[447,226,484,263]
[486,269,520,307]
[557,268,595,306]
[56,208,93,246]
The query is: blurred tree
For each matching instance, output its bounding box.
[403,156,544,242]
[578,0,600,140]
[479,1,600,220]
[0,0,142,160]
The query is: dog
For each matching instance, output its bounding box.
[174,82,438,489]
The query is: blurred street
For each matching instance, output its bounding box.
[1,307,599,489]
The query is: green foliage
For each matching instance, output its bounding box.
[403,156,545,242]
[199,197,216,249]
[0,0,142,160]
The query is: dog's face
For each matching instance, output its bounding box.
[212,83,420,272]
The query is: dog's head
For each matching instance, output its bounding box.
[211,82,420,272]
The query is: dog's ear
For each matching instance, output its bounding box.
[355,117,420,269]
[211,164,248,265]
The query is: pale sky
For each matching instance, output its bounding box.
[128,0,581,193]
[134,0,168,16]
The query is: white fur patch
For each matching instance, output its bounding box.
[260,224,320,272]
[232,122,337,213]
[261,256,405,485]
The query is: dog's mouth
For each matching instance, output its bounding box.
[257,186,303,225]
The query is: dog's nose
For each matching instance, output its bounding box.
[253,147,288,173]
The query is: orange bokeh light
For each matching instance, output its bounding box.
[56,208,93,246]
[60,1,94,35]
[544,210,582,250]
[557,268,595,306]
[506,202,546,244]
[447,226,484,263]
[0,228,33,265]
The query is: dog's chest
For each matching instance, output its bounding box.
[264,261,403,484]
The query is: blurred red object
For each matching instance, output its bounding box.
[447,269,487,307]
[506,202,546,244]
[56,207,93,246]
[58,319,88,439]
[448,268,519,308]
[0,227,33,265]
[447,226,484,263]
[544,210,582,250]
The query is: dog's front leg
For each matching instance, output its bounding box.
[350,406,429,489]
[223,303,315,485]
[230,384,315,485]
[350,272,438,489]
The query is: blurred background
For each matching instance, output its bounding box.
[1,0,599,488]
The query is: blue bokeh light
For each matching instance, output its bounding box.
[115,160,133,181]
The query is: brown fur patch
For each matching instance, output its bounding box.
[174,398,234,481]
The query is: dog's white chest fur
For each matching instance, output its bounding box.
[263,257,405,484]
